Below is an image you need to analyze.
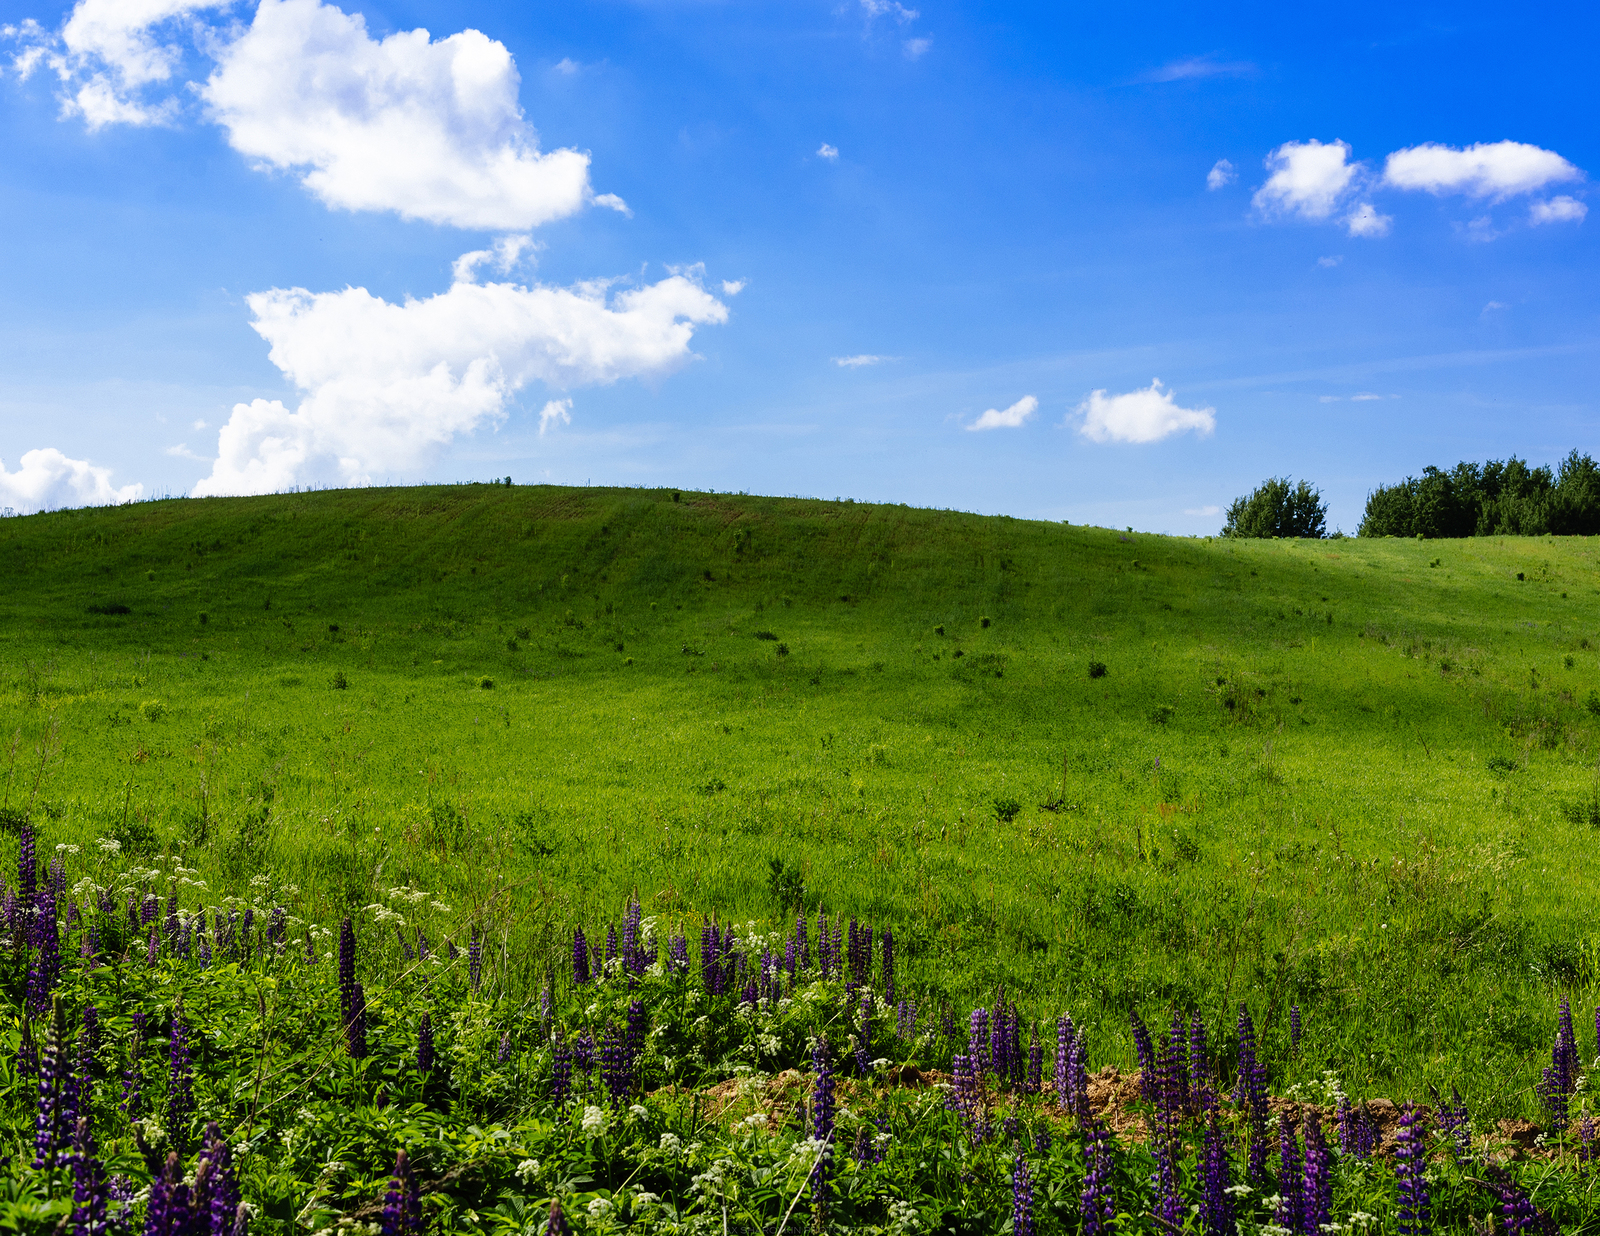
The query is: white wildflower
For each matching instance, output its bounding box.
[659,1133,682,1156]
[514,1159,541,1183]
[586,1197,613,1219]
[581,1105,610,1136]
[95,837,122,854]
[629,1103,648,1121]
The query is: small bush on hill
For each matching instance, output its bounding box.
[1223,477,1327,539]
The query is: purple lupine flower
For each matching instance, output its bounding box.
[881,925,895,1004]
[145,924,159,967]
[49,853,65,902]
[540,985,552,1025]
[1579,1113,1596,1170]
[141,893,159,928]
[347,982,368,1059]
[196,924,210,968]
[416,1013,433,1074]
[77,1005,98,1114]
[814,909,828,977]
[700,919,720,994]
[545,1198,570,1236]
[1068,1025,1090,1121]
[600,1023,629,1105]
[198,1121,240,1236]
[146,1152,189,1236]
[446,938,458,961]
[121,1012,145,1116]
[573,927,590,985]
[380,1149,421,1236]
[1236,1006,1268,1182]
[1190,1010,1213,1112]
[855,992,873,1076]
[1289,1003,1302,1053]
[1153,1131,1182,1232]
[1163,1013,1190,1114]
[604,922,618,968]
[947,1052,980,1135]
[27,889,60,1018]
[549,1028,574,1101]
[395,924,413,961]
[811,1034,836,1225]
[497,1031,511,1065]
[70,1115,108,1236]
[1055,1015,1074,1112]
[1432,1086,1471,1167]
[416,930,429,962]
[1303,1110,1332,1234]
[1276,1118,1304,1235]
[1538,994,1580,1128]
[796,910,809,971]
[33,1005,68,1170]
[573,1030,595,1087]
[468,924,483,993]
[626,999,646,1082]
[338,918,357,1032]
[305,927,315,964]
[167,1003,194,1151]
[1130,1011,1156,1101]
[1487,1168,1551,1234]
[668,932,688,976]
[1080,1120,1116,1236]
[1011,1146,1035,1236]
[1199,1114,1234,1235]
[1394,1102,1431,1236]
[18,816,36,904]
[1026,1024,1043,1094]
[897,1000,917,1038]
[969,1008,991,1074]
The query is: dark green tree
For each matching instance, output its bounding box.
[1222,477,1327,539]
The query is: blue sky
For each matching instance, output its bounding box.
[0,0,1594,533]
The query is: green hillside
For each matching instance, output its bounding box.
[3,483,1599,1113]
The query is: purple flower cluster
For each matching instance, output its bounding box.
[947,1050,987,1143]
[1432,1085,1470,1166]
[381,1149,421,1236]
[1303,1110,1332,1234]
[1394,1102,1431,1236]
[1199,1115,1234,1235]
[1080,1119,1116,1236]
[1234,1006,1269,1182]
[1336,1096,1377,1159]
[1289,1003,1302,1053]
[550,1033,573,1106]
[144,1123,247,1236]
[1011,1146,1035,1236]
[167,1004,195,1151]
[810,1034,836,1226]
[1537,995,1580,1128]
[416,1013,433,1075]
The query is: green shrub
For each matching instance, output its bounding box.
[331,671,348,690]
[138,699,165,722]
[994,797,1021,823]
[1088,661,1107,679]
[1486,755,1517,774]
[1223,477,1327,539]
[1151,703,1175,724]
[477,676,495,690]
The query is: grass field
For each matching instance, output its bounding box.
[3,482,1600,1121]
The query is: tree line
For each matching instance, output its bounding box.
[1220,451,1600,539]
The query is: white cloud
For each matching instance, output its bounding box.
[833,354,890,368]
[1145,56,1253,83]
[1383,141,1582,201]
[11,0,226,128]
[1530,195,1587,225]
[1344,201,1392,238]
[1350,392,1384,401]
[165,442,206,459]
[1252,140,1359,221]
[1184,505,1220,517]
[538,397,571,436]
[967,395,1037,432]
[1077,379,1215,444]
[1206,159,1235,190]
[552,57,578,75]
[200,0,599,230]
[1316,255,1343,267]
[721,280,746,296]
[192,418,208,430]
[1482,301,1509,314]
[452,234,538,284]
[861,0,918,21]
[1318,395,1340,403]
[192,263,728,496]
[0,447,142,513]
[817,142,839,162]
[903,36,931,59]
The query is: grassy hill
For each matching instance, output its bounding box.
[3,482,1599,1115]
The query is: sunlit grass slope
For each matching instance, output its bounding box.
[3,483,1599,1114]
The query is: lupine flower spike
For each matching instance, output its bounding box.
[1394,1101,1431,1236]
[1011,1145,1035,1236]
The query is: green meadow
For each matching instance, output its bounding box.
[3,483,1598,1118]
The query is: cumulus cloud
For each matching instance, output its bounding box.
[1317,255,1343,267]
[9,0,226,128]
[721,280,746,296]
[833,354,890,368]
[1077,380,1215,445]
[817,142,839,162]
[1530,195,1587,225]
[200,0,602,230]
[1383,141,1581,201]
[861,0,919,22]
[1252,139,1359,221]
[967,395,1037,432]
[193,265,728,496]
[0,447,142,513]
[903,37,930,59]
[1206,159,1236,190]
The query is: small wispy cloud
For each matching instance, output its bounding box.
[165,443,206,461]
[721,280,746,296]
[817,143,839,162]
[833,354,892,368]
[1317,255,1343,268]
[1143,55,1254,83]
[904,36,931,59]
[968,395,1037,432]
[1350,392,1385,401]
[1530,195,1587,225]
[192,418,208,430]
[1206,159,1236,190]
[553,57,580,75]
[538,398,572,436]
[861,0,919,22]
[1319,395,1340,403]
[1184,505,1221,517]
[1482,300,1509,314]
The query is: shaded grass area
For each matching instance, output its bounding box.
[3,484,1600,1117]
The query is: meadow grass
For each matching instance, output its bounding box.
[3,483,1600,1119]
